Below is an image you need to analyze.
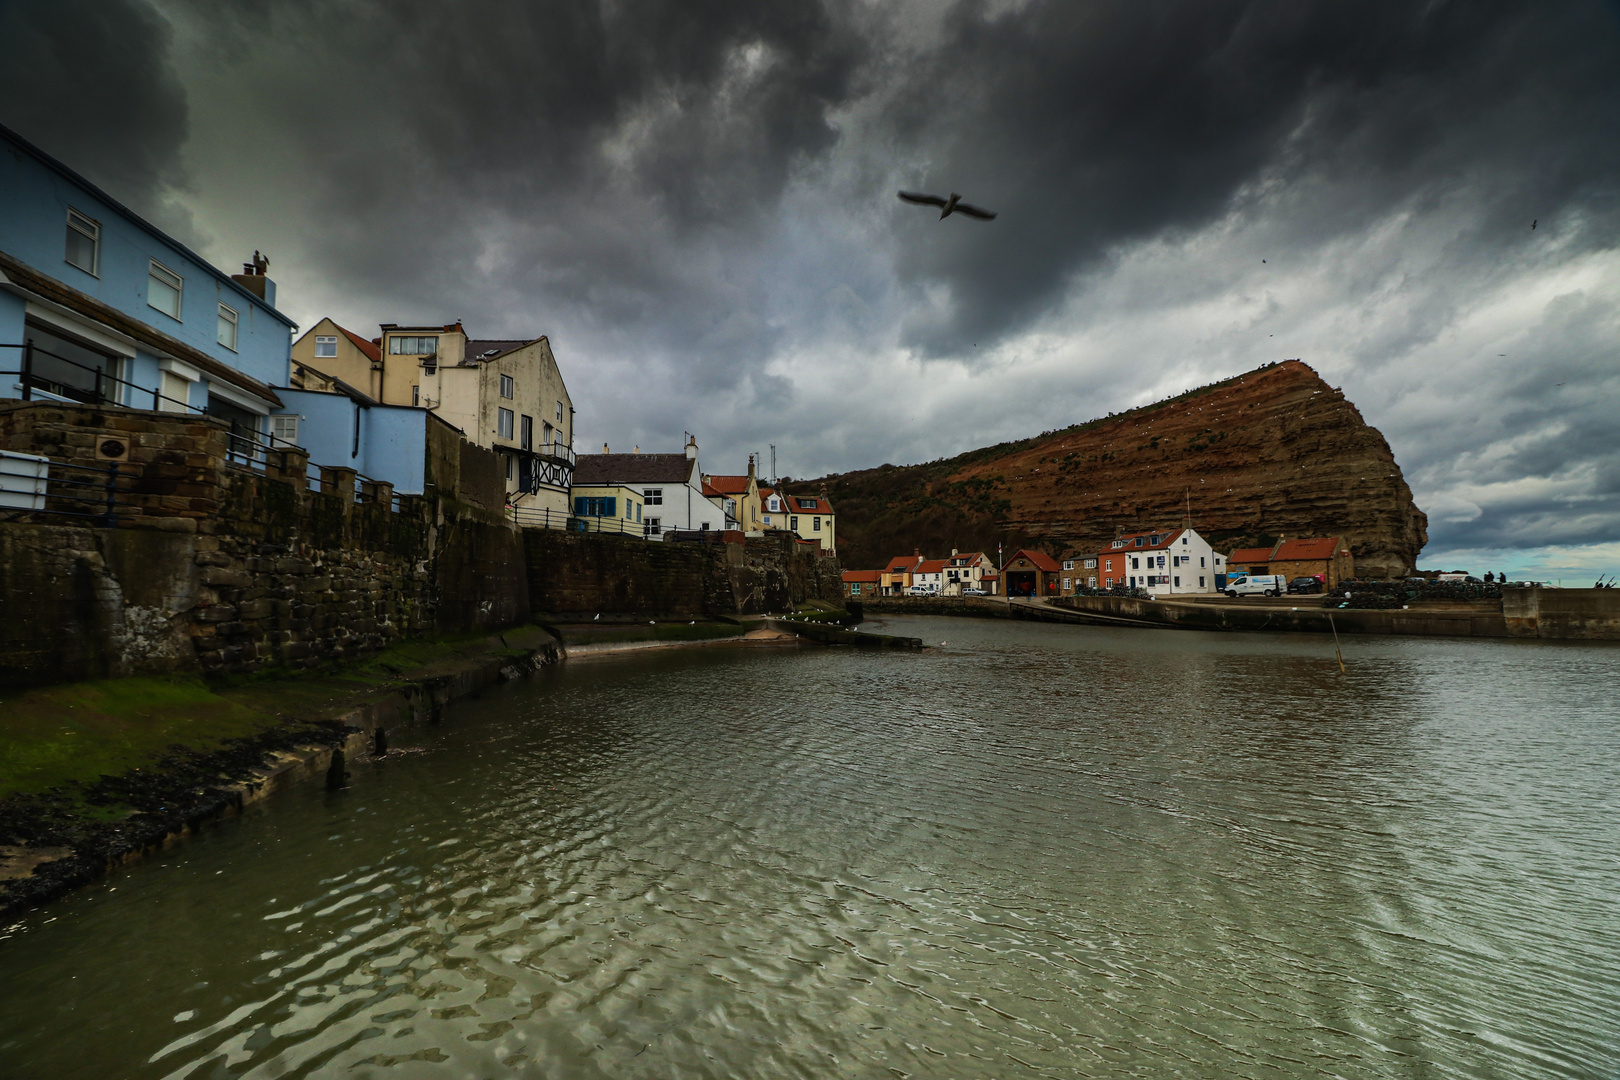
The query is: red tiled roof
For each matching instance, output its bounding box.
[1227,547,1275,564]
[333,323,381,363]
[885,555,923,572]
[843,570,882,583]
[916,559,950,574]
[1273,537,1342,561]
[707,474,753,494]
[701,481,723,498]
[784,493,833,514]
[1003,549,1061,572]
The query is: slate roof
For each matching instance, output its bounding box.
[1102,529,1186,554]
[463,338,537,364]
[572,453,694,485]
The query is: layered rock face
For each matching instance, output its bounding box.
[812,361,1428,578]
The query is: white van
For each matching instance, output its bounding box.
[1224,574,1285,598]
[906,583,939,596]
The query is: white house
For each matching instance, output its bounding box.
[570,437,722,537]
[1102,528,1225,596]
[941,550,996,594]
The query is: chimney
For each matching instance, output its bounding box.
[633,445,640,454]
[747,453,756,481]
[602,443,610,454]
[230,250,276,307]
[685,435,698,460]
[951,547,958,557]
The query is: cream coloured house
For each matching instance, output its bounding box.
[295,319,576,512]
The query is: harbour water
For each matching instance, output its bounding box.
[1,616,1616,1078]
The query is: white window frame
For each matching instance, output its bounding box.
[314,335,337,358]
[269,414,300,447]
[217,302,238,351]
[497,407,514,440]
[65,209,100,276]
[147,260,183,320]
[500,374,514,399]
[555,400,564,422]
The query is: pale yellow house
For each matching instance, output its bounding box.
[290,318,382,397]
[568,482,645,537]
[759,486,836,552]
[296,319,576,514]
[704,455,763,533]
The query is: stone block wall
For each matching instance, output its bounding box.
[525,529,843,618]
[0,401,530,690]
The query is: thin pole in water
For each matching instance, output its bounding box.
[1328,612,1346,674]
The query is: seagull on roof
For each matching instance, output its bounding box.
[898,191,997,220]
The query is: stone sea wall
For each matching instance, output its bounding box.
[0,401,527,690]
[524,530,843,618]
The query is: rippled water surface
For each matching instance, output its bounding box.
[2,616,1618,1078]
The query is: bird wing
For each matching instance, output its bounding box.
[953,202,997,220]
[898,191,949,207]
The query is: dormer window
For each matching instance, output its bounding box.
[1133,537,1144,547]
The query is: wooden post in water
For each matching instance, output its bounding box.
[1328,612,1346,674]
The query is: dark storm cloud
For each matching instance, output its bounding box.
[0,0,189,214]
[881,0,1620,354]
[9,0,1618,566]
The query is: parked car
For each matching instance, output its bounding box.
[1287,576,1323,594]
[906,584,938,596]
[1224,574,1285,598]
[962,587,987,596]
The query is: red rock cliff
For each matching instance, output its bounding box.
[810,361,1428,578]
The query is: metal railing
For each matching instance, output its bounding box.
[508,504,650,537]
[0,452,136,526]
[2,340,198,413]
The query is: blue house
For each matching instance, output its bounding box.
[0,122,293,445]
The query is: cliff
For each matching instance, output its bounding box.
[804,361,1428,578]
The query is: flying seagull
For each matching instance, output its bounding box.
[898,191,997,220]
[1532,219,1537,229]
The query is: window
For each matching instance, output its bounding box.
[505,454,513,480]
[1131,557,1139,569]
[767,495,781,512]
[159,370,190,412]
[1133,537,1143,547]
[148,260,182,319]
[1200,557,1206,567]
[574,496,615,516]
[500,374,514,399]
[543,421,553,447]
[791,515,799,531]
[1174,576,1181,587]
[269,414,299,447]
[1182,535,1189,544]
[412,385,420,406]
[643,488,663,505]
[797,498,817,510]
[65,209,99,275]
[314,335,337,358]
[520,414,533,450]
[1199,576,1206,587]
[644,517,661,537]
[556,401,564,422]
[497,407,514,439]
[388,335,438,354]
[217,303,238,350]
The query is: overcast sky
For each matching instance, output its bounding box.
[4,0,1618,578]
